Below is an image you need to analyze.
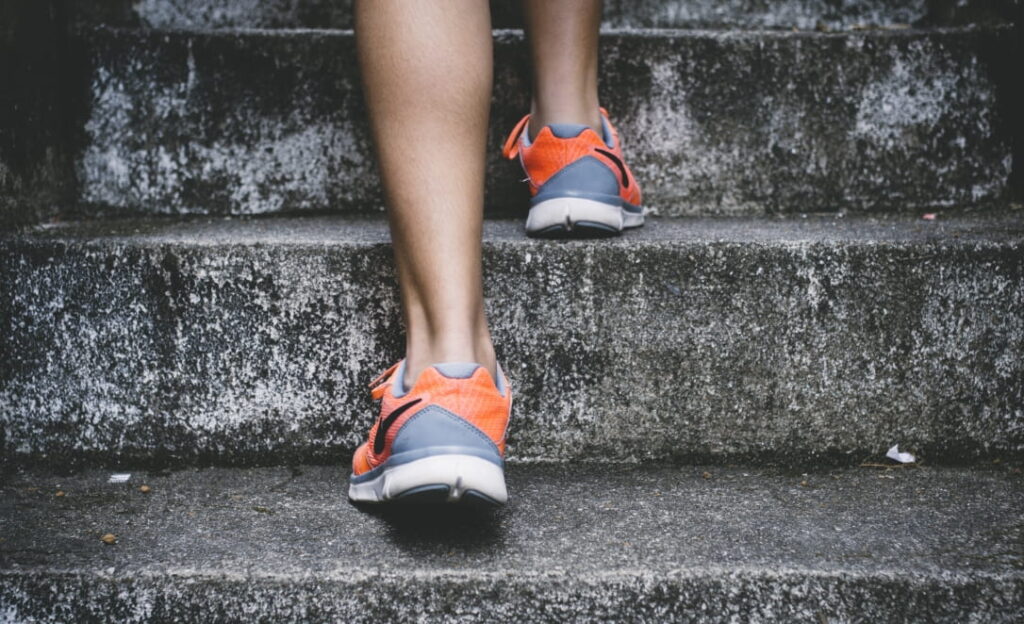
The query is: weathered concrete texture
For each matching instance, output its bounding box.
[1,212,1022,467]
[600,0,1020,29]
[71,0,1020,30]
[1,465,1022,622]
[70,27,1016,218]
[73,29,375,218]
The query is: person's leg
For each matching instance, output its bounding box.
[355,0,496,388]
[504,0,642,237]
[521,0,604,138]
[349,1,512,506]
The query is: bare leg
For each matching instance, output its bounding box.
[355,0,497,388]
[521,0,604,138]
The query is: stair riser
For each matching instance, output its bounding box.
[2,573,1019,624]
[3,229,1021,465]
[73,28,1015,218]
[73,0,1014,30]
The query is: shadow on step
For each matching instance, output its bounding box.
[352,501,507,553]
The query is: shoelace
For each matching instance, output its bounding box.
[501,114,531,159]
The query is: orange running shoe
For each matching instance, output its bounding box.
[502,107,643,237]
[348,360,512,506]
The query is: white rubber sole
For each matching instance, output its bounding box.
[525,197,644,235]
[348,454,508,505]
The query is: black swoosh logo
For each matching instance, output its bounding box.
[594,148,630,188]
[373,398,423,454]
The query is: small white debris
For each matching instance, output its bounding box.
[886,445,916,464]
[108,473,131,483]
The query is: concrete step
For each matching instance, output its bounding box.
[74,0,1019,31]
[2,464,1022,622]
[2,211,1022,467]
[70,27,1017,219]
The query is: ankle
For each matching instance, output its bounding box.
[403,334,498,391]
[529,101,602,140]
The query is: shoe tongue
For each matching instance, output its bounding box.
[433,362,481,379]
[546,123,590,139]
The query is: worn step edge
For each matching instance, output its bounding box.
[2,570,1021,624]
[71,0,1019,31]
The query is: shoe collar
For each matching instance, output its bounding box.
[371,359,507,399]
[501,108,615,159]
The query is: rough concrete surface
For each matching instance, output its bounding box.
[1,464,1022,622]
[71,0,1020,30]
[2,212,1022,467]
[69,27,1015,218]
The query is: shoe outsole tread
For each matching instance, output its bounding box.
[528,221,621,239]
[349,485,503,508]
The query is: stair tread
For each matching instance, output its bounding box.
[3,464,1021,576]
[2,464,1021,620]
[71,0,1014,31]
[14,210,1024,246]
[83,24,1013,35]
